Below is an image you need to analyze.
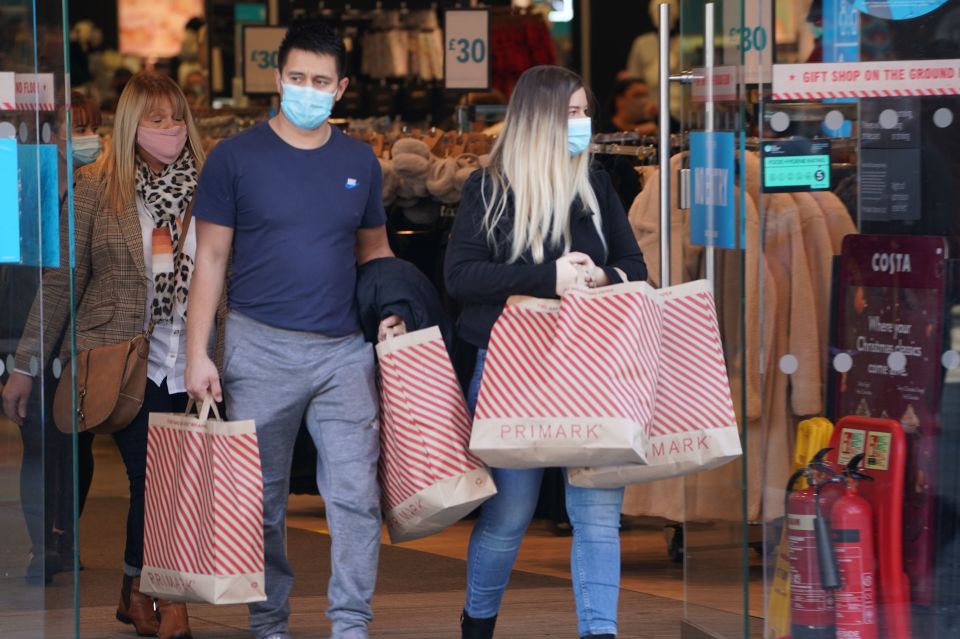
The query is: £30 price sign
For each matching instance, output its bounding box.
[448,37,486,64]
[444,9,490,90]
[250,49,279,70]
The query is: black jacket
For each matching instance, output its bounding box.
[444,167,648,348]
[356,257,455,355]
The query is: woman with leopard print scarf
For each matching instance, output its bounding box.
[3,72,206,639]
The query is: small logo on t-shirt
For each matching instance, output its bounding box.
[345,178,359,190]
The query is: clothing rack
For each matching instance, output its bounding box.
[590,133,685,163]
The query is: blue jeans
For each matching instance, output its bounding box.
[465,350,624,637]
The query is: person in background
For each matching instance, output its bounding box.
[444,65,648,639]
[172,17,206,89]
[625,0,681,121]
[0,91,102,586]
[596,77,657,211]
[185,19,402,639]
[2,72,204,639]
[101,67,134,112]
[601,77,657,136]
[181,70,207,111]
[67,90,103,168]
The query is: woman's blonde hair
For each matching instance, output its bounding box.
[101,72,205,213]
[482,65,599,264]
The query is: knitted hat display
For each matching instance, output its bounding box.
[453,153,482,192]
[426,156,459,202]
[390,137,432,159]
[379,157,399,207]
[392,152,432,179]
[392,138,434,202]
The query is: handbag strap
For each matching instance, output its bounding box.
[181,197,194,240]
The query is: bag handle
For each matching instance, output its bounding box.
[185,393,222,422]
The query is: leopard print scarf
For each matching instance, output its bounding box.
[136,151,198,324]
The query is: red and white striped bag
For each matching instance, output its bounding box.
[568,280,742,487]
[471,280,666,468]
[377,326,497,543]
[141,397,266,604]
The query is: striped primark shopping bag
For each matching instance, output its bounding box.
[470,280,666,469]
[568,280,742,487]
[140,396,267,604]
[377,327,497,543]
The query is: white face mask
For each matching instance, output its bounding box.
[72,134,101,166]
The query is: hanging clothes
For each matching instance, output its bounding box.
[620,150,857,523]
[490,9,556,97]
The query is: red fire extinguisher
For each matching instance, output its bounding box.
[830,453,878,639]
[787,448,841,639]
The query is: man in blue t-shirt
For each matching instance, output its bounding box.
[185,19,401,639]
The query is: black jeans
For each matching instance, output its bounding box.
[19,370,95,556]
[113,379,188,572]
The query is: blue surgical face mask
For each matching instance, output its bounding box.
[568,117,592,156]
[72,134,101,167]
[280,83,336,130]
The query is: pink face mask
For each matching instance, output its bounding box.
[137,125,187,165]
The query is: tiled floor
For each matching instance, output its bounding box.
[0,420,764,638]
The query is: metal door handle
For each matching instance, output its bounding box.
[658,1,672,288]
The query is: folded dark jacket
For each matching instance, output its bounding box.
[356,257,456,356]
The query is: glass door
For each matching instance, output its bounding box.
[634,0,763,636]
[755,0,960,637]
[0,0,79,636]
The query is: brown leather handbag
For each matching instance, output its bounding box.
[53,203,193,434]
[53,334,150,434]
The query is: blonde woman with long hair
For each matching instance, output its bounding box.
[2,72,205,639]
[444,66,648,639]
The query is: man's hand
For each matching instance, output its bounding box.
[378,315,406,342]
[2,372,33,426]
[185,353,222,402]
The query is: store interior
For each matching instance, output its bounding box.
[2,0,960,637]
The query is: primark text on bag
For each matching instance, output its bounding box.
[470,280,666,469]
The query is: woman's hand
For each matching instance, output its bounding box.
[378,315,407,342]
[2,371,34,426]
[583,266,612,289]
[555,252,595,296]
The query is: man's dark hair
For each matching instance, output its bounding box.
[612,77,647,99]
[278,18,346,78]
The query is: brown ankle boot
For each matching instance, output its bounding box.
[156,599,192,639]
[116,575,160,636]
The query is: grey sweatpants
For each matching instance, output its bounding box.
[223,312,381,639]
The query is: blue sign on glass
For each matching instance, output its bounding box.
[823,0,860,109]
[0,138,19,263]
[690,131,736,249]
[853,0,948,19]
[824,0,860,63]
[17,144,60,267]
